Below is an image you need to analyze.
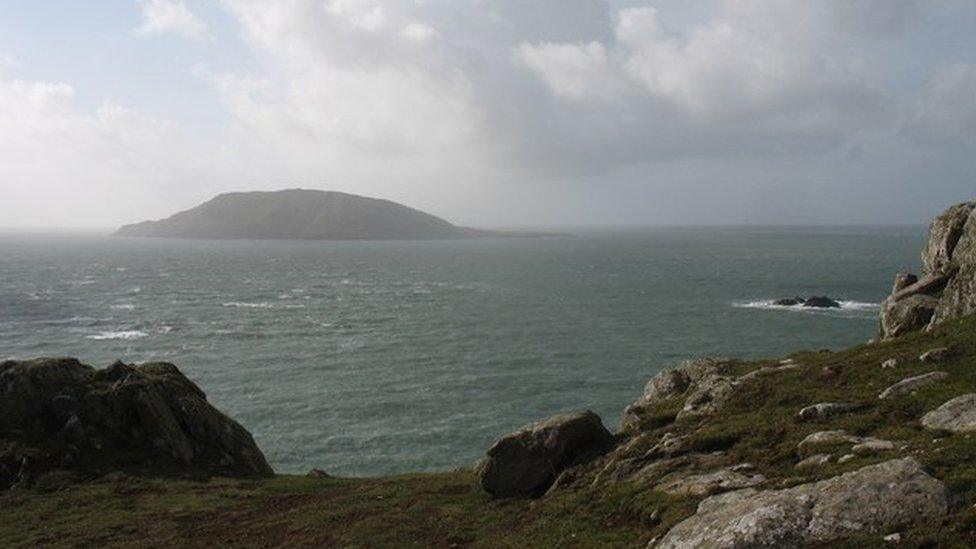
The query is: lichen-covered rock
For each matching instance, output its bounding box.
[477,410,613,498]
[921,394,976,433]
[795,454,832,469]
[0,358,273,489]
[657,458,947,549]
[621,358,736,431]
[878,371,949,400]
[932,207,976,325]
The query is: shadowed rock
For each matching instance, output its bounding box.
[476,411,613,498]
[657,458,947,549]
[0,358,273,489]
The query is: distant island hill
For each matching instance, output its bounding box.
[115,189,563,241]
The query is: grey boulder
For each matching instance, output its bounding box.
[657,458,947,549]
[477,410,613,498]
[921,394,976,433]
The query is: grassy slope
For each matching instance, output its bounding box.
[5,315,976,548]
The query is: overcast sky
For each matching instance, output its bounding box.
[1,0,974,228]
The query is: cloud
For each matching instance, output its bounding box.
[0,66,202,226]
[905,64,976,145]
[136,0,210,41]
[515,41,624,100]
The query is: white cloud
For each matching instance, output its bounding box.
[136,0,210,41]
[0,67,202,226]
[401,22,437,42]
[515,41,624,100]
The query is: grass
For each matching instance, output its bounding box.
[5,315,976,547]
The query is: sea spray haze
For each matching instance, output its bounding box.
[0,225,923,475]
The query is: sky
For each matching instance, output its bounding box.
[0,0,974,228]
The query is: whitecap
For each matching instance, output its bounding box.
[222,301,274,309]
[86,330,149,340]
[111,304,136,310]
[734,300,879,312]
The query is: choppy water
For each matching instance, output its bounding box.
[0,227,924,475]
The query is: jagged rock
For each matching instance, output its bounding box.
[796,403,863,422]
[795,454,832,469]
[879,293,940,339]
[931,206,976,325]
[919,347,950,363]
[892,273,919,293]
[657,458,947,549]
[880,199,976,337]
[922,200,975,276]
[621,358,736,431]
[678,375,738,419]
[657,467,766,497]
[878,372,949,400]
[884,532,903,543]
[477,410,613,498]
[881,358,898,369]
[921,394,976,433]
[0,358,273,489]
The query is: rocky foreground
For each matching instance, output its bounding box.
[3,198,976,547]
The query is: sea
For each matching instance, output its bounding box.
[0,226,925,476]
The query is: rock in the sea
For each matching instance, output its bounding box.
[878,372,949,400]
[621,358,737,431]
[0,358,273,489]
[796,403,863,422]
[773,297,805,306]
[802,296,841,308]
[921,394,976,433]
[657,458,947,549]
[919,347,950,363]
[477,410,613,498]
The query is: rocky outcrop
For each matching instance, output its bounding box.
[657,458,947,549]
[879,199,976,339]
[656,466,766,497]
[0,358,273,489]
[621,358,738,431]
[921,394,976,433]
[476,411,613,498]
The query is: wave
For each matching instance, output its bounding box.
[111,304,136,310]
[734,300,880,312]
[86,330,149,340]
[222,301,275,309]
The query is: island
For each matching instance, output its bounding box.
[115,189,561,241]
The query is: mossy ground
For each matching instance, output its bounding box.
[5,316,976,547]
